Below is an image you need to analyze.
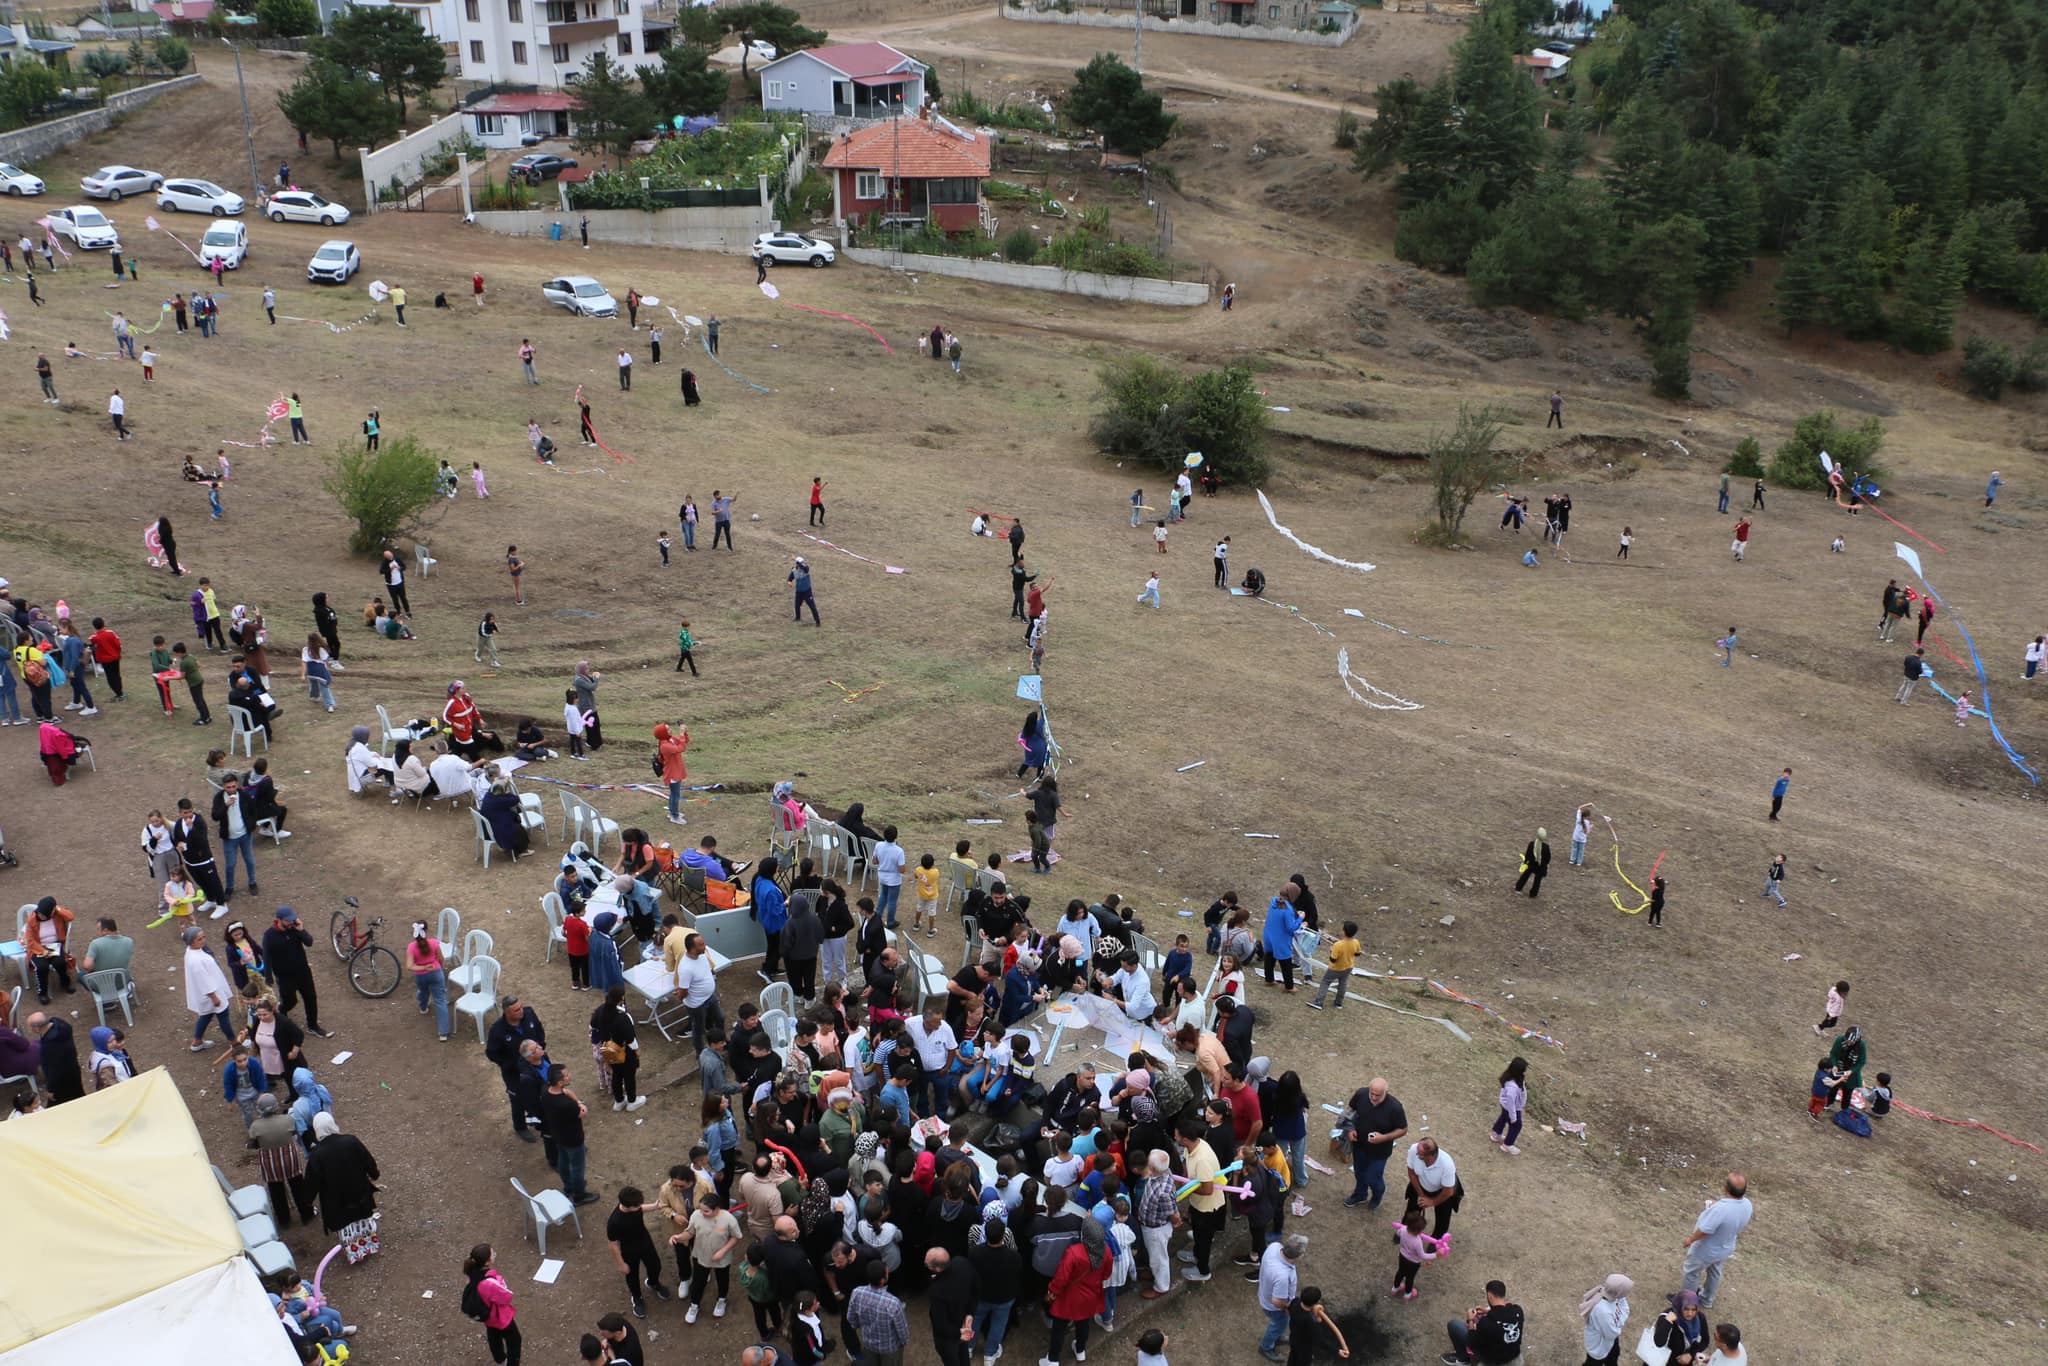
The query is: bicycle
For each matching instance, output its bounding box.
[329,895,401,998]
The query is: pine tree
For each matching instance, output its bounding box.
[1774,208,1828,333]
[1824,174,1892,338]
[1639,214,1706,399]
[1890,229,1967,354]
[1604,96,1686,231]
[1687,145,1762,303]
[1448,8,1544,209]
[1765,88,1856,247]
[1395,81,1463,208]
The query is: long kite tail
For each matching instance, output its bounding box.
[784,301,893,353]
[1895,543,2036,783]
[700,330,770,392]
[1890,1101,2045,1155]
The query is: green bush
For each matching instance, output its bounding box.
[944,90,1055,133]
[1960,337,2017,400]
[1000,226,1038,263]
[2014,338,2048,394]
[1089,355,1269,486]
[324,436,443,555]
[1426,403,1517,541]
[474,179,534,211]
[1766,411,1885,489]
[1723,437,1763,477]
[1333,108,1360,150]
[984,180,1036,204]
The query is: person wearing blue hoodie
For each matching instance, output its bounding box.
[288,1065,333,1154]
[1260,885,1303,993]
[57,624,97,716]
[587,911,626,994]
[222,1046,267,1128]
[751,857,787,985]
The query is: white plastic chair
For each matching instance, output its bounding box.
[253,816,285,845]
[246,1240,297,1280]
[83,968,137,1026]
[4,985,18,1030]
[760,1008,794,1054]
[517,795,548,847]
[453,955,500,1042]
[1131,932,1166,977]
[511,1176,583,1258]
[236,1212,279,1249]
[213,1163,272,1222]
[375,704,408,758]
[759,982,795,1019]
[574,796,620,855]
[539,892,569,963]
[414,542,438,577]
[437,907,462,955]
[556,791,588,845]
[945,859,975,914]
[959,916,980,971]
[447,929,494,994]
[226,705,268,758]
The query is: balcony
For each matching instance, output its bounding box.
[548,17,617,44]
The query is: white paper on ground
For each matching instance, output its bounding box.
[534,1259,564,1284]
[330,1051,354,1066]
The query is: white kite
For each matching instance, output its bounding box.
[367,280,390,302]
[759,281,780,300]
[1258,490,1376,573]
[1336,647,1421,711]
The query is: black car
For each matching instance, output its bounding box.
[510,154,578,184]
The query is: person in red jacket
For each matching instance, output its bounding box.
[464,1244,521,1366]
[560,876,593,992]
[443,681,503,757]
[88,616,124,702]
[1045,1219,1114,1365]
[656,721,689,827]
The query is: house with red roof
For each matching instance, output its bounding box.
[819,107,991,234]
[465,89,578,149]
[757,42,926,122]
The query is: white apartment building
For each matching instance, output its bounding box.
[448,0,673,88]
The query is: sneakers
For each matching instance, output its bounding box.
[1306,999,1324,1010]
[1403,1288,1419,1301]
[308,1026,334,1039]
[685,1304,699,1325]
[571,1192,601,1206]
[757,970,776,985]
[1074,1353,1085,1363]
[1242,1268,1260,1282]
[63,702,80,711]
[651,1282,671,1300]
[1181,1269,1211,1282]
[1232,1254,1259,1266]
[983,1345,999,1362]
[79,707,99,717]
[613,1100,626,1111]
[630,1300,647,1320]
[277,830,293,840]
[1444,1355,1472,1364]
[210,905,229,920]
[1093,1312,1114,1330]
[1175,1250,1196,1263]
[626,1096,647,1112]
[712,1297,726,1318]
[1501,1144,1521,1156]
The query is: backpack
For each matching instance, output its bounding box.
[460,1273,488,1323]
[1031,1225,1080,1276]
[22,655,47,687]
[1832,1108,1873,1138]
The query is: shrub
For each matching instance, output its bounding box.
[984,180,1036,204]
[2014,338,2048,394]
[1723,437,1763,477]
[1333,108,1360,150]
[474,180,534,211]
[1000,226,1039,263]
[1961,337,2017,400]
[1090,355,1269,486]
[1425,404,1518,542]
[1766,410,1885,489]
[325,437,444,555]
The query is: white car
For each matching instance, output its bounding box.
[47,206,120,250]
[540,275,618,317]
[267,191,351,226]
[752,231,835,267]
[307,239,360,284]
[199,220,250,271]
[80,165,164,201]
[0,163,45,197]
[158,178,245,216]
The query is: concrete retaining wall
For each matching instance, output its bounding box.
[471,204,779,253]
[0,74,202,167]
[357,110,470,214]
[846,246,1209,305]
[1002,6,1358,45]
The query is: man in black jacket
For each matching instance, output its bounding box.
[210,774,260,899]
[1218,997,1256,1070]
[261,906,329,1037]
[1442,1279,1525,1365]
[519,1040,558,1162]
[924,1248,978,1366]
[486,996,547,1140]
[1514,829,1551,899]
[171,797,227,907]
[1025,1063,1098,1154]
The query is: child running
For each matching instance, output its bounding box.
[1390,1209,1441,1301]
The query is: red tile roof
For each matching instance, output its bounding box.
[820,115,991,179]
[470,92,578,114]
[150,1,216,19]
[780,42,917,78]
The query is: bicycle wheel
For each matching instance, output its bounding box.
[329,910,354,961]
[348,945,402,998]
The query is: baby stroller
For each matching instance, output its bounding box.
[533,434,557,467]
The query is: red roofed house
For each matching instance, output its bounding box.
[150,0,217,25]
[820,108,992,234]
[757,42,927,122]
[465,90,577,150]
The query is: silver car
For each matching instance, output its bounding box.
[158,178,246,216]
[81,165,164,201]
[540,275,618,317]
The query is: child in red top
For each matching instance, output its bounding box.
[561,889,592,991]
[88,617,124,702]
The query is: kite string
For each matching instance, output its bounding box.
[796,531,905,574]
[784,301,893,353]
[1900,557,2036,783]
[699,331,769,393]
[1256,489,1377,573]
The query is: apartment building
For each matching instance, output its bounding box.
[449,0,671,87]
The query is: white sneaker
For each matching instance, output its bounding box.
[613,1100,626,1111]
[63,702,80,711]
[685,1304,699,1324]
[1501,1144,1521,1155]
[626,1096,647,1111]
[984,1348,1001,1364]
[712,1297,726,1318]
[79,707,99,716]
[277,830,293,839]
[209,904,229,919]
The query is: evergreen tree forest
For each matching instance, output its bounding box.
[1358,0,2048,397]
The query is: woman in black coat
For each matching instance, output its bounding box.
[590,986,642,1110]
[478,779,530,857]
[304,1115,381,1234]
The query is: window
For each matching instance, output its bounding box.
[511,40,527,63]
[616,32,632,54]
[469,40,484,62]
[476,114,500,135]
[551,43,569,64]
[855,173,883,200]
[615,0,630,12]
[765,79,782,100]
[465,0,478,19]
[926,177,978,205]
[1269,3,1279,14]
[508,0,520,18]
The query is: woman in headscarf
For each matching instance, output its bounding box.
[1045,1214,1112,1365]
[88,1026,132,1090]
[571,661,602,748]
[796,1174,838,1260]
[1017,711,1048,781]
[1578,1273,1633,1366]
[850,1130,887,1190]
[346,725,394,793]
[1825,1024,1866,1113]
[241,610,271,688]
[304,1111,382,1252]
[311,592,341,660]
[587,911,626,995]
[1001,952,1043,1025]
[1038,935,1086,998]
[479,778,531,857]
[288,1065,334,1153]
[1653,1290,1710,1365]
[389,739,432,803]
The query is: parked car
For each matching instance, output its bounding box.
[199,220,250,271]
[540,276,618,317]
[267,190,352,226]
[0,162,45,197]
[752,231,835,268]
[47,205,119,249]
[1540,40,1577,53]
[158,178,246,216]
[81,165,164,201]
[510,153,577,184]
[307,239,360,284]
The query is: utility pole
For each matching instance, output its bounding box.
[222,34,263,204]
[1134,0,1143,73]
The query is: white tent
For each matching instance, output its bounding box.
[0,1069,297,1366]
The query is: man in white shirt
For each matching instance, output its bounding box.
[108,388,128,440]
[1099,950,1156,1021]
[674,933,723,1043]
[616,347,633,390]
[872,825,906,928]
[427,748,482,801]
[904,1005,957,1120]
[1404,1137,1460,1239]
[182,925,234,1051]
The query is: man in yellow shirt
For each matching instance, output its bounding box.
[1177,1121,1227,1281]
[1307,919,1361,1011]
[390,283,407,327]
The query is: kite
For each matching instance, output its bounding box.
[797,530,905,574]
[571,383,635,464]
[1896,542,2034,783]
[1889,1101,2044,1155]
[759,280,780,300]
[784,301,893,352]
[143,215,200,264]
[1336,646,1422,711]
[106,303,172,334]
[277,310,381,334]
[1822,452,1944,553]
[1257,490,1376,573]
[826,679,883,701]
[1342,609,1492,650]
[36,220,73,262]
[142,522,183,572]
[219,396,289,449]
[1600,815,1666,914]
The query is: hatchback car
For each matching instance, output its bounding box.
[540,276,618,317]
[752,232,835,267]
[268,191,352,226]
[81,165,164,201]
[47,206,119,249]
[158,178,246,216]
[0,162,45,196]
[307,239,360,284]
[199,220,250,271]
[510,153,578,184]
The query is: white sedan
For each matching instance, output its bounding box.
[158,178,246,216]
[80,165,164,201]
[753,232,835,267]
[540,275,618,317]
[307,239,360,284]
[0,162,45,196]
[46,206,120,250]
[267,190,352,226]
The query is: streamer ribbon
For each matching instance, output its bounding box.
[827,679,883,700]
[1895,543,2035,782]
[1369,976,1567,1051]
[699,330,770,392]
[784,301,893,353]
[1921,669,1987,718]
[1891,1102,2044,1155]
[1336,646,1422,710]
[220,396,288,449]
[1257,489,1376,573]
[1233,590,1334,636]
[105,303,173,334]
[1608,845,1666,914]
[797,531,905,574]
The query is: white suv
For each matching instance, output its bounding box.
[753,232,836,267]
[159,178,246,216]
[267,190,351,226]
[199,220,250,270]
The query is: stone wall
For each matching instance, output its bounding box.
[0,75,203,168]
[846,246,1210,305]
[471,203,779,253]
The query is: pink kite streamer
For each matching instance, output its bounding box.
[797,531,906,574]
[784,301,894,353]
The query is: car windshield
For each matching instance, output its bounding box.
[0,164,22,177]
[74,210,108,227]
[316,246,347,260]
[203,227,238,244]
[574,282,606,297]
